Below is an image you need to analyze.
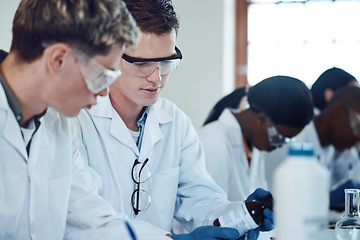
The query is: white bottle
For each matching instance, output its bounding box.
[274,143,330,240]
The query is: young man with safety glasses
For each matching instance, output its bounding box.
[0,0,176,239]
[76,0,273,239]
[198,76,314,209]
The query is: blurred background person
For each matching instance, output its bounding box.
[311,67,358,115]
[265,85,360,224]
[199,75,314,203]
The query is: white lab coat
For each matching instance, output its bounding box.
[76,96,244,232]
[198,108,268,201]
[0,83,169,240]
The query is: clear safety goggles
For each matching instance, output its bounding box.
[349,108,360,138]
[131,158,151,215]
[71,47,122,93]
[250,105,293,147]
[266,116,293,148]
[121,46,182,77]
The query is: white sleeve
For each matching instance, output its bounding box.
[173,112,233,230]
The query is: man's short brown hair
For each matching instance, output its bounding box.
[123,0,179,35]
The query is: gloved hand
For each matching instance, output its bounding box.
[330,180,360,206]
[171,225,239,240]
[245,188,272,202]
[236,229,259,240]
[245,188,274,232]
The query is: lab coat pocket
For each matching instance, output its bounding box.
[49,174,71,229]
[150,166,179,230]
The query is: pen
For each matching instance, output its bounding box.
[125,221,137,240]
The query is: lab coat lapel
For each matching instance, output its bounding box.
[223,110,252,186]
[139,103,172,157]
[0,102,28,160]
[299,122,323,161]
[27,118,49,168]
[89,96,139,154]
[109,108,139,154]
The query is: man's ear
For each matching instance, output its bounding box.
[43,43,70,74]
[324,88,334,103]
[255,112,267,127]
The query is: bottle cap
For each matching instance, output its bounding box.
[287,143,315,156]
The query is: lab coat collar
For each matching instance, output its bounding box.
[307,121,335,166]
[0,71,23,123]
[87,96,173,156]
[87,95,113,119]
[149,99,173,125]
[218,108,242,146]
[302,121,323,158]
[87,96,173,124]
[295,120,336,166]
[87,95,137,152]
[138,100,172,157]
[0,84,28,160]
[217,108,256,177]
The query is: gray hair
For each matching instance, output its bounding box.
[11,0,139,61]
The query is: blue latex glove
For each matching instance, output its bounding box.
[236,229,259,240]
[245,188,274,232]
[171,226,239,240]
[330,180,360,205]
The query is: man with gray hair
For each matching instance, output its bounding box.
[0,0,172,239]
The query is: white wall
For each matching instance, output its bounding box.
[0,1,20,52]
[163,0,235,130]
[0,0,235,131]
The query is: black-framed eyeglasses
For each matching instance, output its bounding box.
[121,46,182,77]
[131,158,151,215]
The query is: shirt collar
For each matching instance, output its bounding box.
[0,50,46,124]
[0,51,24,123]
[137,106,149,127]
[135,106,149,151]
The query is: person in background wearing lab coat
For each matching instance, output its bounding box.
[310,68,360,208]
[311,67,358,115]
[198,76,314,203]
[311,68,360,223]
[265,68,360,196]
[0,0,176,239]
[264,85,360,223]
[269,68,359,211]
[76,0,273,239]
